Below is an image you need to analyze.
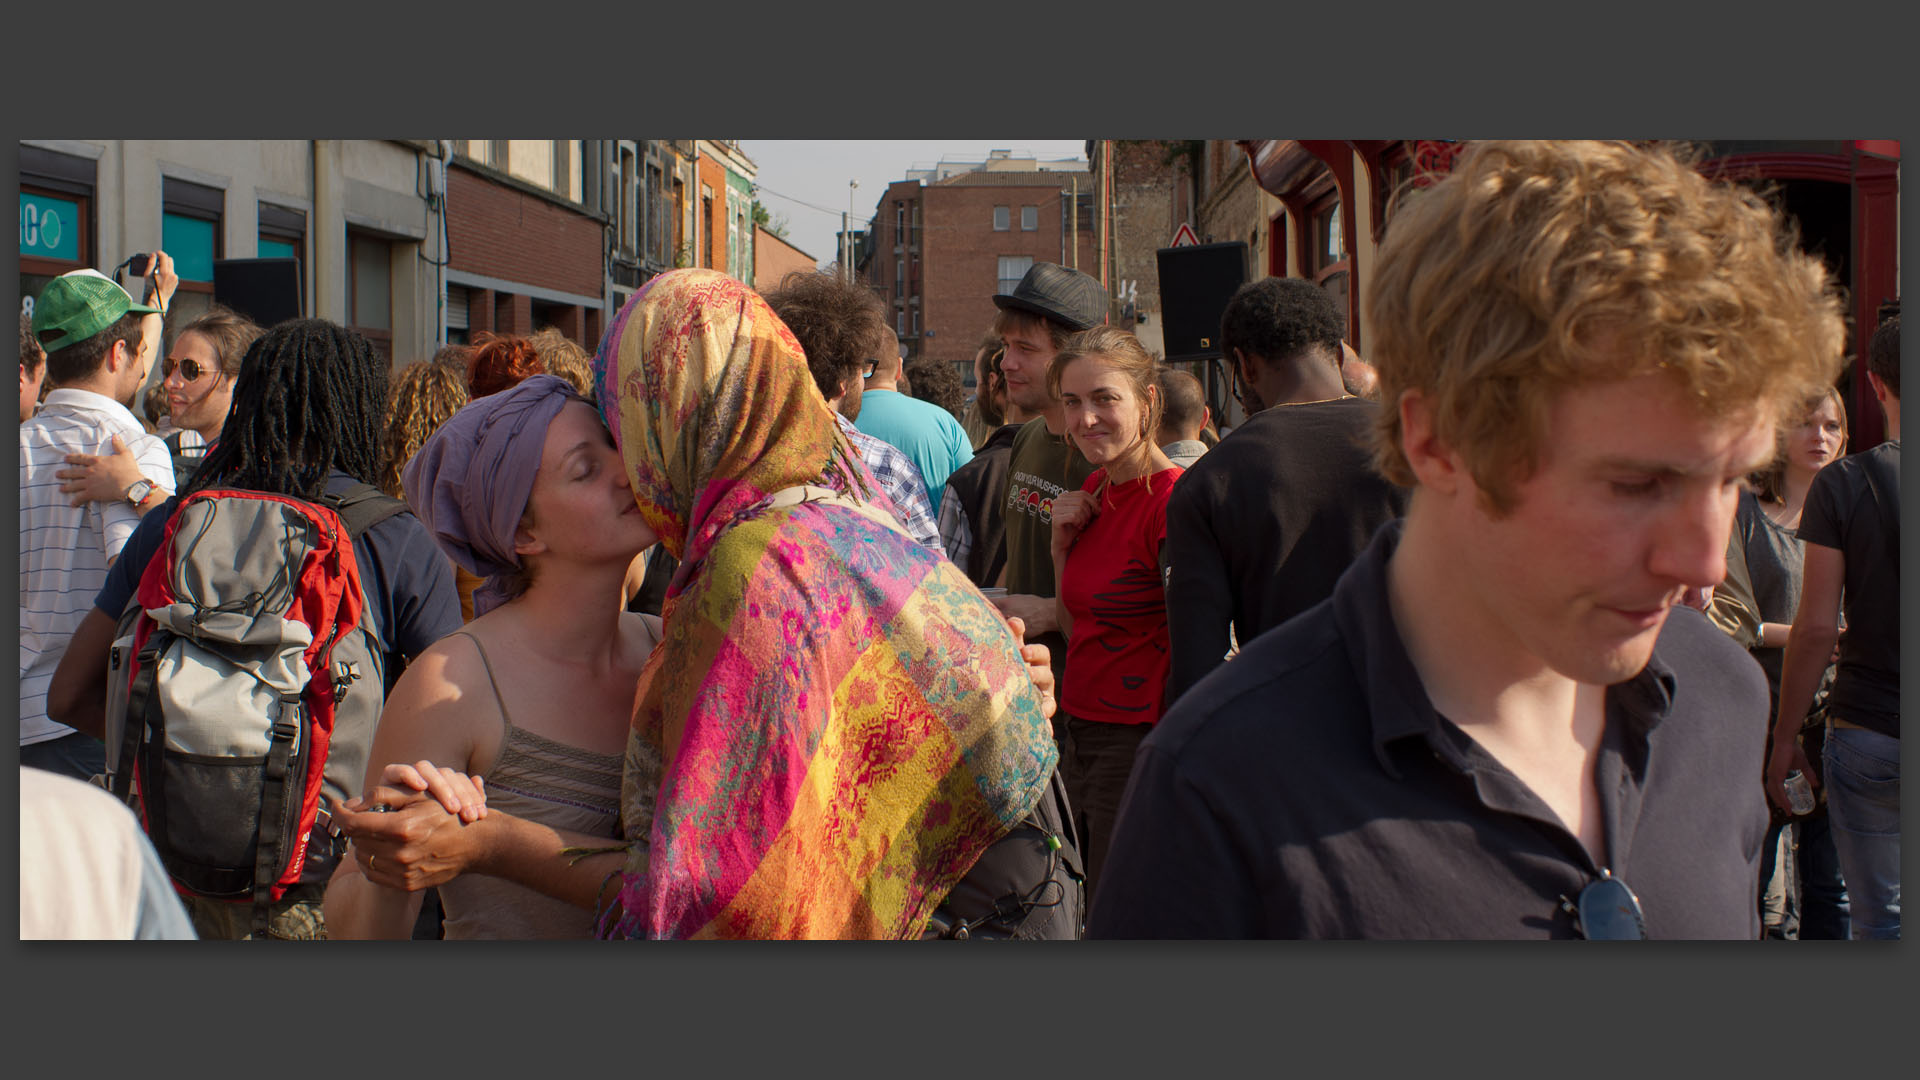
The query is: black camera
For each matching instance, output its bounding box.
[124,253,152,277]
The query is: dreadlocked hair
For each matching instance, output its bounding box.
[186,319,390,502]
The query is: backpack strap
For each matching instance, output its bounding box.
[252,692,306,939]
[112,629,171,806]
[320,482,411,540]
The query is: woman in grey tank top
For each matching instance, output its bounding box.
[324,377,661,939]
[1736,386,1849,940]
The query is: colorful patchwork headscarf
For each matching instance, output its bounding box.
[591,268,1057,939]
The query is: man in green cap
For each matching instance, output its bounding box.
[20,255,179,781]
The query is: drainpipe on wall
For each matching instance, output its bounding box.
[312,140,344,323]
[430,140,452,348]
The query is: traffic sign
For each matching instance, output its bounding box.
[1169,222,1200,248]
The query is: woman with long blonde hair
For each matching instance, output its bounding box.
[1045,325,1183,901]
[1735,384,1850,938]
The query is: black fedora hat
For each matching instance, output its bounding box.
[992,262,1108,332]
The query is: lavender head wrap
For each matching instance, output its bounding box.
[402,374,586,616]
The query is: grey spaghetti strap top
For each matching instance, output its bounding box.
[434,629,632,940]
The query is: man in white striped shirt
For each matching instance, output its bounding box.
[20,263,177,780]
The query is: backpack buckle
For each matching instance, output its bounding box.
[332,660,362,701]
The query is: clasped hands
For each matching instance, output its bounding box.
[332,761,489,892]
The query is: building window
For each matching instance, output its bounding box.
[895,256,904,296]
[1020,205,1038,231]
[552,141,573,201]
[702,186,714,269]
[445,284,470,345]
[257,202,307,317]
[728,204,740,278]
[670,175,686,266]
[162,177,224,287]
[997,255,1033,296]
[618,149,637,254]
[993,205,1010,231]
[489,141,510,169]
[897,307,907,336]
[910,306,919,336]
[1306,191,1350,338]
[19,146,97,326]
[645,162,664,263]
[895,203,906,249]
[1312,201,1342,271]
[347,229,393,360]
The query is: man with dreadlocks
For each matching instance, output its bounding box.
[48,319,463,939]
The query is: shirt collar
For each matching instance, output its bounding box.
[1332,519,1680,780]
[40,387,140,427]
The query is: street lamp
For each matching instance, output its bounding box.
[845,179,860,283]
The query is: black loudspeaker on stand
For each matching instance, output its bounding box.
[1158,241,1249,422]
[1156,241,1249,364]
[212,258,303,330]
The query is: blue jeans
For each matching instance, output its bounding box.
[20,732,107,783]
[1824,723,1900,939]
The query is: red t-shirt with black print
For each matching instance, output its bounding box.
[1059,465,1183,725]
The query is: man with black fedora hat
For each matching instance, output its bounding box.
[985,262,1108,762]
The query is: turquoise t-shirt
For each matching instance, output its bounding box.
[853,389,975,509]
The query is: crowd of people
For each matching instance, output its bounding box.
[18,139,1902,940]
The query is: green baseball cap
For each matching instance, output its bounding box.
[31,269,160,352]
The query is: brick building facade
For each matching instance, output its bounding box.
[861,166,1097,385]
[752,226,817,292]
[444,155,608,350]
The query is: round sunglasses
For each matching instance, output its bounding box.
[164,356,215,382]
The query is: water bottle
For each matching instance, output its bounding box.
[1783,770,1816,816]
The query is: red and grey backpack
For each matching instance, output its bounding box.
[105,482,407,936]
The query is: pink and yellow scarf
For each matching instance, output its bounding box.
[592,269,1056,939]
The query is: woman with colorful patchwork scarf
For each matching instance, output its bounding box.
[590,269,1075,939]
[335,271,1078,939]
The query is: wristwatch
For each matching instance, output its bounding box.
[124,478,155,506]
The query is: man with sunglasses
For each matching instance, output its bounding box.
[53,305,264,509]
[1160,277,1406,704]
[1091,141,1846,939]
[20,259,178,781]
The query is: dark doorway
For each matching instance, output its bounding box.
[1771,179,1857,442]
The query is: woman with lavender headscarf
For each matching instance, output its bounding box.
[324,375,660,939]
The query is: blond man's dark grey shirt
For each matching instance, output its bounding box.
[1091,521,1769,939]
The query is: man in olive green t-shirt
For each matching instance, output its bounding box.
[986,263,1108,709]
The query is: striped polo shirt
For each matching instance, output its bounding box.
[19,388,175,746]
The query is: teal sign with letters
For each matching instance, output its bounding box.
[20,193,79,262]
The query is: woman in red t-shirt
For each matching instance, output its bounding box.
[1047,325,1185,898]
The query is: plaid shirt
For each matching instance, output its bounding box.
[837,413,941,550]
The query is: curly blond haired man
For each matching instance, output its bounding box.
[1092,141,1845,939]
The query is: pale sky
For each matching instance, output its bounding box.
[740,140,1090,270]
